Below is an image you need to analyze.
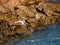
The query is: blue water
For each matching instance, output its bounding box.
[53,0,60,3]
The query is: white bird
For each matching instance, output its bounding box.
[14,20,25,25]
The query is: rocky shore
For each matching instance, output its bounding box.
[0,0,60,42]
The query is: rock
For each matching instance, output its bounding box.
[16,26,31,36]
